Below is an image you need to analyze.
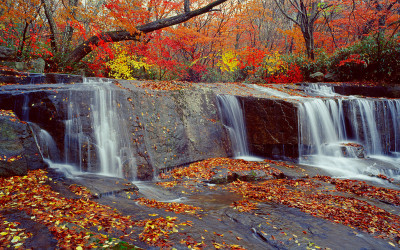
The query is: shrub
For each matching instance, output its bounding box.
[328,35,400,83]
[264,64,304,83]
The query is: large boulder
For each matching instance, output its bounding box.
[29,58,46,73]
[0,110,45,177]
[324,72,339,82]
[240,96,299,159]
[0,46,15,60]
[309,72,325,82]
[120,82,233,178]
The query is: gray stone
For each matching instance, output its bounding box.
[340,143,365,158]
[72,174,138,198]
[209,167,239,184]
[208,166,274,184]
[121,83,233,178]
[15,62,28,71]
[0,46,15,60]
[29,58,46,73]
[324,72,339,82]
[240,96,299,159]
[0,110,45,177]
[310,72,325,82]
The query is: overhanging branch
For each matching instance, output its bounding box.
[67,0,228,64]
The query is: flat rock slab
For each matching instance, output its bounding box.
[47,171,139,199]
[71,174,138,198]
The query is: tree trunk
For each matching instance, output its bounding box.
[66,0,228,65]
[303,30,315,60]
[16,22,29,59]
[61,0,79,53]
[41,0,58,53]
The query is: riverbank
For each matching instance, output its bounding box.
[1,158,399,249]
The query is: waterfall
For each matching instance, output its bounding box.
[36,126,61,162]
[63,79,136,177]
[298,99,347,157]
[89,80,136,177]
[299,97,400,157]
[304,83,338,97]
[299,84,400,179]
[25,79,137,178]
[217,95,250,157]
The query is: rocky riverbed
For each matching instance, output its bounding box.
[2,157,400,249]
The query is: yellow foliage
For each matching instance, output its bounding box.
[106,44,152,80]
[218,50,239,72]
[264,51,288,76]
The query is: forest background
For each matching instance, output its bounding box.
[0,0,399,84]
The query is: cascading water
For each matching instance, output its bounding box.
[217,95,250,158]
[298,99,347,157]
[63,78,136,177]
[298,84,400,180]
[21,78,136,178]
[305,83,339,97]
[35,126,61,161]
[89,80,136,177]
[252,83,400,180]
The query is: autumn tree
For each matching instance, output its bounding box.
[65,0,230,65]
[273,0,332,59]
[0,0,50,60]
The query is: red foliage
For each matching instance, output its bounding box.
[338,54,367,67]
[239,47,266,73]
[265,65,303,84]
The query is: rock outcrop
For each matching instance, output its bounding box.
[0,110,44,177]
[240,96,299,159]
[0,46,15,60]
[309,72,325,82]
[0,76,233,179]
[119,81,232,179]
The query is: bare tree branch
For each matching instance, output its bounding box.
[67,0,228,64]
[272,0,300,25]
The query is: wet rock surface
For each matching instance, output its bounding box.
[240,96,299,159]
[118,81,232,178]
[2,209,58,249]
[13,159,397,249]
[334,83,400,98]
[0,111,44,177]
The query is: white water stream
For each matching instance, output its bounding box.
[254,83,400,181]
[217,95,250,158]
[34,79,136,178]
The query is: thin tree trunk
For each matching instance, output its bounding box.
[41,0,58,53]
[61,0,79,53]
[16,22,30,59]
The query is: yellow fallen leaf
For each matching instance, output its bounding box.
[11,236,20,243]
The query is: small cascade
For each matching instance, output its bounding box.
[299,84,400,179]
[298,99,347,157]
[217,95,250,157]
[36,127,61,162]
[21,94,30,121]
[16,78,137,178]
[305,83,338,97]
[63,79,136,177]
[348,99,383,155]
[30,122,61,162]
